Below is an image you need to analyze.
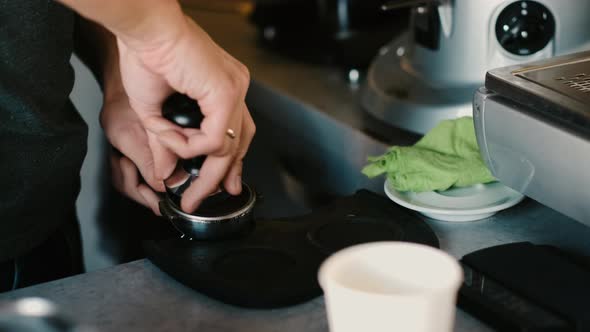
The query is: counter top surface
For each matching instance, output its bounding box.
[0,258,489,332]
[2,8,589,332]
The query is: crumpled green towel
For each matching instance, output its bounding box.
[362,116,495,192]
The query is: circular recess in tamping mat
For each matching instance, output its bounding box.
[212,247,297,281]
[307,216,405,254]
[144,190,439,309]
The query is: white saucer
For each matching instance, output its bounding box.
[384,179,525,222]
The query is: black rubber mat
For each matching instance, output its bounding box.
[144,190,438,308]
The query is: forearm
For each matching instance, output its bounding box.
[58,0,184,46]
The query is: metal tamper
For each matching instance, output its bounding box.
[159,93,256,240]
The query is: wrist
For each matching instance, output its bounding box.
[59,0,186,49]
[114,1,187,52]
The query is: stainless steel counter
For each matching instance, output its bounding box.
[2,9,590,332]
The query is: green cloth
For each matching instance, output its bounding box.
[362,117,495,192]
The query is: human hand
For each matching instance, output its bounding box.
[117,13,255,213]
[58,0,256,213]
[100,90,163,216]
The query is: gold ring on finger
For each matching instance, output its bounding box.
[226,128,236,139]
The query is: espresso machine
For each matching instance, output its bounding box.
[362,0,590,134]
[474,50,590,225]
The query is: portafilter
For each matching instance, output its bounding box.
[159,93,256,240]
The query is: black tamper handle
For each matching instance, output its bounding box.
[162,93,206,174]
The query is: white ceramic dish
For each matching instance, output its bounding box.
[384,179,525,222]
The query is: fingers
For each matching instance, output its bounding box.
[178,105,255,212]
[157,98,246,161]
[223,160,243,196]
[101,98,166,192]
[110,153,124,192]
[193,62,250,151]
[223,106,256,195]
[110,153,162,216]
[180,155,233,213]
[147,131,177,181]
[116,129,164,192]
[118,155,159,214]
[238,106,256,161]
[138,184,162,216]
[157,130,226,159]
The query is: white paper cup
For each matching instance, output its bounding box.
[318,242,463,332]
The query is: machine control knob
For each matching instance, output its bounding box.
[495,1,555,56]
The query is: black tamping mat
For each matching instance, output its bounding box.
[144,190,439,308]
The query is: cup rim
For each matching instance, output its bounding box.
[318,242,463,297]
